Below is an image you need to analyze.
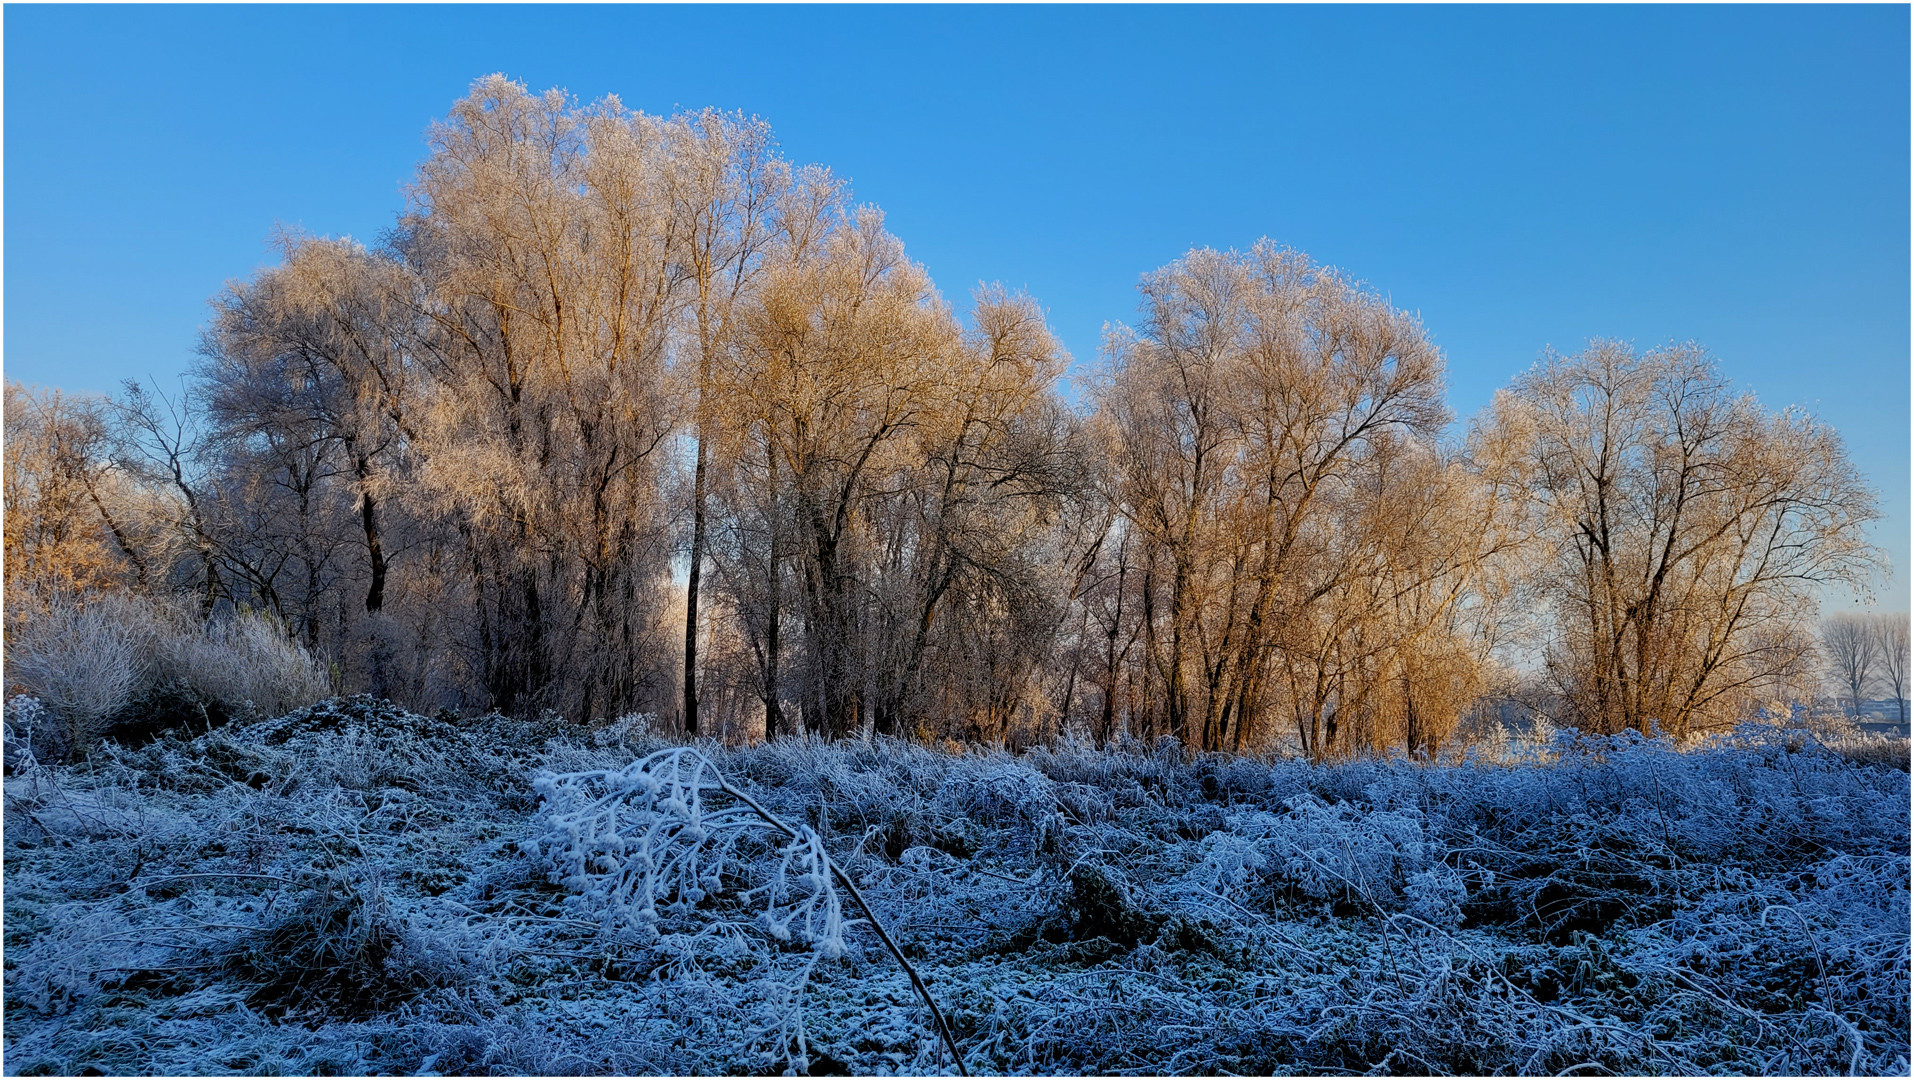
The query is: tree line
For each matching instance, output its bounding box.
[3,76,1892,759]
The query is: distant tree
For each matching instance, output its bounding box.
[109,380,228,616]
[1870,612,1908,723]
[195,234,443,696]
[1822,614,1879,719]
[1485,342,1881,738]
[201,235,419,616]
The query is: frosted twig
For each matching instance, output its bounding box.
[532,747,971,1075]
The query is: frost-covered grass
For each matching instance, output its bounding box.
[5,696,1908,1076]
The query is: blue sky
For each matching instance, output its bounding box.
[6,4,1908,609]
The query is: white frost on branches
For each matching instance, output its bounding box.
[530,747,849,957]
[526,746,971,1075]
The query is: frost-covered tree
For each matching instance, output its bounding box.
[711,209,1087,741]
[10,74,1888,754]
[1487,343,1881,738]
[669,110,793,739]
[3,383,146,604]
[394,77,685,720]
[1092,243,1502,756]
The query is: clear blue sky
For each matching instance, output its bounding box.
[6,4,1908,610]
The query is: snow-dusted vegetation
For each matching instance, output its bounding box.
[5,696,1906,1076]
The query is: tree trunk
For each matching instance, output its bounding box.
[354,453,387,613]
[685,424,708,738]
[763,445,784,740]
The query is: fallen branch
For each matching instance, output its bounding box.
[716,774,970,1075]
[533,747,970,1075]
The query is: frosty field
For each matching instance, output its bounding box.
[4,697,1908,1076]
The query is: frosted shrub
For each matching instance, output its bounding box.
[1403,863,1470,926]
[534,750,787,940]
[592,711,656,750]
[930,756,1116,849]
[934,760,1060,828]
[1265,793,1432,906]
[4,594,142,758]
[4,695,52,774]
[1186,832,1270,892]
[161,609,331,721]
[221,873,463,1018]
[1175,815,1275,897]
[1172,799,1459,923]
[4,591,331,758]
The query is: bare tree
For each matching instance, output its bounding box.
[202,234,419,614]
[1094,242,1478,756]
[1821,614,1877,719]
[110,380,229,616]
[669,112,789,738]
[862,289,1085,741]
[1486,342,1881,738]
[720,209,958,738]
[1869,612,1908,723]
[398,77,686,720]
[194,234,449,696]
[708,202,1089,743]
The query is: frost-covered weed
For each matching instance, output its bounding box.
[4,597,143,758]
[1265,793,1433,904]
[1176,822,1270,896]
[5,704,1908,1076]
[530,749,844,953]
[4,593,331,762]
[161,610,332,723]
[529,747,967,1073]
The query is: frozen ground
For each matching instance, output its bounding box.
[4,696,1908,1076]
